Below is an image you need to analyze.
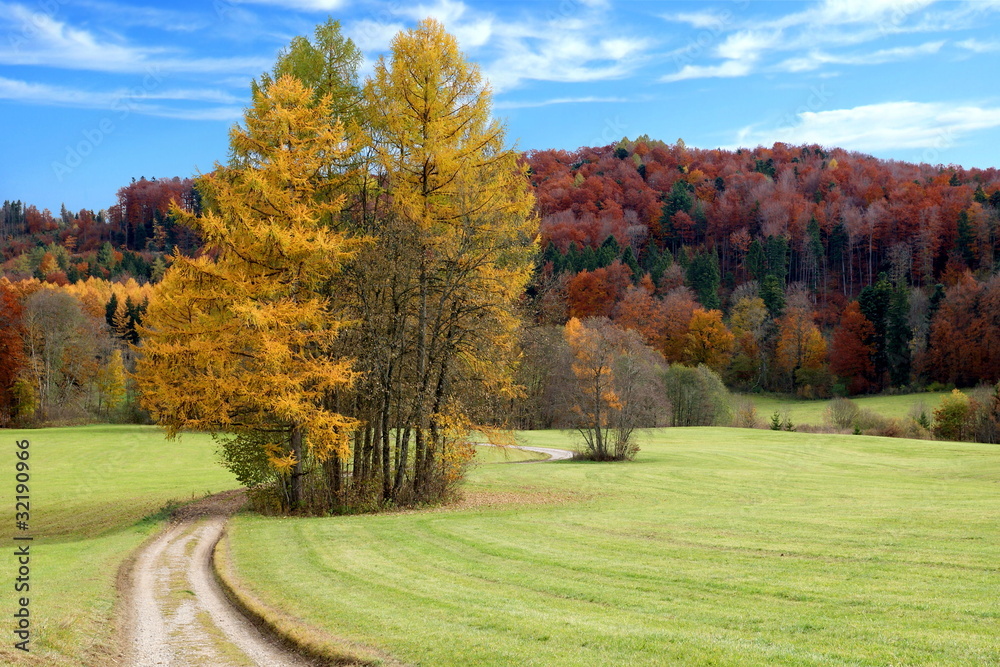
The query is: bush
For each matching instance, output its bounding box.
[825,397,859,429]
[933,389,971,441]
[662,364,731,427]
[731,398,761,429]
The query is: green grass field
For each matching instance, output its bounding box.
[744,391,949,427]
[0,425,239,666]
[226,428,1000,666]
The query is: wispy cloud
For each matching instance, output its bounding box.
[73,0,208,32]
[494,96,630,110]
[661,60,753,83]
[0,76,242,119]
[733,100,1000,152]
[657,0,995,83]
[957,37,1000,52]
[0,2,270,75]
[776,40,945,72]
[344,0,653,93]
[229,0,348,11]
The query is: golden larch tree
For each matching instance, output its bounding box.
[135,75,359,510]
[348,18,537,501]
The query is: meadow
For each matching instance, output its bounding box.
[226,427,1000,666]
[0,425,239,666]
[0,427,537,665]
[742,391,950,427]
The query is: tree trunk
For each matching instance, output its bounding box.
[289,425,304,511]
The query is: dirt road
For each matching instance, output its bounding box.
[123,490,315,666]
[122,445,572,665]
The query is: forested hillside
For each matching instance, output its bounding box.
[523,138,1000,395]
[3,137,1000,430]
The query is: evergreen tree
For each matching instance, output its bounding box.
[686,249,721,310]
[954,209,975,268]
[765,235,789,280]
[746,239,765,281]
[760,274,785,318]
[886,286,912,387]
[857,273,893,385]
[105,293,119,330]
[621,246,641,281]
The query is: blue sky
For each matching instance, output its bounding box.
[2,0,1000,213]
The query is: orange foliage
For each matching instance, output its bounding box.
[565,261,631,319]
[829,302,876,394]
[682,308,734,371]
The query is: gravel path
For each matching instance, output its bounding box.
[509,445,575,461]
[123,491,315,666]
[123,445,572,664]
[476,443,575,462]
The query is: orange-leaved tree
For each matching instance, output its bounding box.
[563,317,664,460]
[829,301,876,394]
[775,306,829,394]
[682,308,734,372]
[135,75,359,511]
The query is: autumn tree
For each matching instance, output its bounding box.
[338,19,537,502]
[21,289,100,421]
[774,304,828,394]
[682,308,734,372]
[727,293,769,390]
[563,318,664,460]
[0,279,26,424]
[135,75,359,511]
[829,302,876,395]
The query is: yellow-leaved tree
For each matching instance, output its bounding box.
[134,74,359,510]
[342,18,537,502]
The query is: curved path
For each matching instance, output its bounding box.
[122,445,572,665]
[477,443,575,462]
[123,490,317,666]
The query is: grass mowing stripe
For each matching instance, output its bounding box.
[227,427,1000,666]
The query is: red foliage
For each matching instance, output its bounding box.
[565,261,632,319]
[829,302,876,394]
[0,280,26,423]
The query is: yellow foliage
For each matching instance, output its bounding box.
[135,74,360,467]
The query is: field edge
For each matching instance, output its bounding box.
[213,523,402,667]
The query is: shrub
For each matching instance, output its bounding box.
[731,398,761,429]
[662,364,731,427]
[933,389,971,441]
[826,397,859,429]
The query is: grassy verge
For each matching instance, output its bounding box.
[745,391,948,427]
[0,425,238,665]
[226,427,1000,666]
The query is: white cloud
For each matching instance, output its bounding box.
[662,10,734,30]
[394,0,468,24]
[494,96,629,110]
[733,101,1000,152]
[775,40,944,72]
[0,76,242,118]
[814,0,938,25]
[957,37,1000,52]
[656,0,992,83]
[716,30,780,62]
[486,32,651,92]
[229,0,348,11]
[0,3,270,75]
[341,0,652,92]
[660,60,753,83]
